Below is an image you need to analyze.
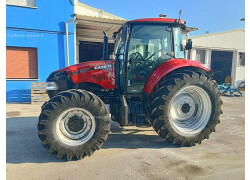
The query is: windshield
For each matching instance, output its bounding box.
[128,24,172,64]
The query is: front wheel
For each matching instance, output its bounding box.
[38,89,110,160]
[150,71,223,146]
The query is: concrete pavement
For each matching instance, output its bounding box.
[6,95,245,180]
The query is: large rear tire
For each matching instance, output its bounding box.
[38,89,110,160]
[150,71,223,146]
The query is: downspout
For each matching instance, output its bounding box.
[65,17,76,66]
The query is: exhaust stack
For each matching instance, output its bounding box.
[103,31,109,60]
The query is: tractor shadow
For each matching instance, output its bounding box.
[102,121,178,149]
[6,117,179,164]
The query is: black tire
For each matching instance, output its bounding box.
[150,71,223,146]
[38,89,110,160]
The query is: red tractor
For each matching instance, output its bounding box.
[38,17,222,160]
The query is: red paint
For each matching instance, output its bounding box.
[58,60,116,90]
[144,59,210,94]
[129,18,186,24]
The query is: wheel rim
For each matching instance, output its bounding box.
[56,108,96,146]
[169,85,212,136]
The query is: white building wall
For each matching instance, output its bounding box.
[190,48,211,69]
[191,29,245,51]
[186,29,245,86]
[236,66,245,82]
[231,51,238,86]
[206,50,212,69]
[190,49,196,60]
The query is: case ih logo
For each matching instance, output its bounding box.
[94,64,112,70]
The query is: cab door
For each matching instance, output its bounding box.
[114,25,128,93]
[126,24,172,94]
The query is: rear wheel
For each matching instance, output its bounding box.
[150,71,223,146]
[38,89,110,160]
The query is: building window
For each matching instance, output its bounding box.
[238,52,245,66]
[6,0,36,7]
[6,47,38,79]
[196,49,206,64]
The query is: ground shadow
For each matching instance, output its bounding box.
[102,123,178,150]
[6,116,179,164]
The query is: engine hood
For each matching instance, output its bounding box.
[57,60,115,74]
[55,60,116,90]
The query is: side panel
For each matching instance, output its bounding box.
[59,60,116,90]
[144,59,210,94]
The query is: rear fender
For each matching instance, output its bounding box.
[144,59,210,94]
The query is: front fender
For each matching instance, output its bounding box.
[144,59,210,94]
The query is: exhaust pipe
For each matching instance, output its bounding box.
[103,31,109,60]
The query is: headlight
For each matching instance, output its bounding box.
[45,82,59,90]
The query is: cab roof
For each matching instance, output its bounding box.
[129,18,186,25]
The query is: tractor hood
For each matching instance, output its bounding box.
[57,60,115,75]
[47,60,116,90]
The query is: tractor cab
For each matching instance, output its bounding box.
[107,17,195,126]
[110,17,192,94]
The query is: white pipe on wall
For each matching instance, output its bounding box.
[65,17,76,67]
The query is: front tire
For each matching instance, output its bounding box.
[150,71,223,146]
[38,89,110,160]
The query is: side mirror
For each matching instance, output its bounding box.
[186,39,192,50]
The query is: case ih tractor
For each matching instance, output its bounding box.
[38,17,222,160]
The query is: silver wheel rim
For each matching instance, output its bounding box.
[169,85,212,136]
[56,108,96,146]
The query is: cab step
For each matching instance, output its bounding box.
[128,102,146,124]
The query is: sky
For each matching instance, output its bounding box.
[79,0,245,36]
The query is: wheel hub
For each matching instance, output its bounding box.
[169,86,212,136]
[68,115,85,133]
[56,108,96,146]
[181,103,191,113]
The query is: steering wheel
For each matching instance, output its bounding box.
[129,52,143,63]
[145,49,169,61]
[129,51,157,71]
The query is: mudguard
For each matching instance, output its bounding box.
[144,59,210,94]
